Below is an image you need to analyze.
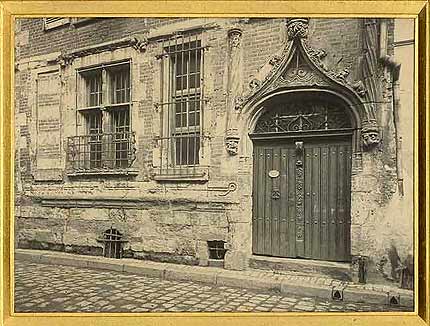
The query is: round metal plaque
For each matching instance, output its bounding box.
[268,170,280,178]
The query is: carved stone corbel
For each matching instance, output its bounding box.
[131,36,148,52]
[225,129,240,156]
[362,120,381,149]
[228,28,242,49]
[56,54,74,68]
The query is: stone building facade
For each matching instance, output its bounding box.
[14,17,414,287]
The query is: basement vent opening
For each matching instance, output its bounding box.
[207,240,227,260]
[97,228,127,259]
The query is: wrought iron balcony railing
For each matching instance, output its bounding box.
[153,133,206,178]
[66,132,137,174]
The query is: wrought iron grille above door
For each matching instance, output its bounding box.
[254,101,352,134]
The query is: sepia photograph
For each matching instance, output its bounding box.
[13,16,416,313]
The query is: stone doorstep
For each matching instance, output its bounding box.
[14,249,414,308]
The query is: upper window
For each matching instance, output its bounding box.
[67,61,136,175]
[155,35,206,178]
[43,18,70,31]
[79,62,130,109]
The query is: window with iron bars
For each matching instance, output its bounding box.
[156,34,206,177]
[67,61,136,174]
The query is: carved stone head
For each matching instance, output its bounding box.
[225,137,240,155]
[362,126,380,148]
[228,28,242,48]
[225,131,240,155]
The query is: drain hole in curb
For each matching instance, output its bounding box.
[332,289,343,301]
[389,295,400,305]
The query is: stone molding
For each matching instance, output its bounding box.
[35,195,239,209]
[56,35,148,67]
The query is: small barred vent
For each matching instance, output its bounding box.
[97,228,127,259]
[207,241,227,260]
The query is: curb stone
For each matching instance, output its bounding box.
[14,249,413,308]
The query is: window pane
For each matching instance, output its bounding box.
[189,51,201,73]
[188,97,200,127]
[86,72,102,107]
[85,110,102,168]
[188,73,200,89]
[112,108,130,168]
[110,65,130,104]
[175,134,200,165]
[175,76,187,91]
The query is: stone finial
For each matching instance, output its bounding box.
[228,28,243,48]
[286,18,310,40]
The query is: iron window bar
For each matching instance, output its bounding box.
[67,131,137,172]
[207,241,227,260]
[155,33,206,177]
[96,228,128,259]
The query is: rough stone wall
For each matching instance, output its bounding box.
[14,18,414,283]
[16,198,231,265]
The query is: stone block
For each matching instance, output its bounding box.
[164,267,217,284]
[342,287,388,305]
[14,250,43,263]
[87,259,124,272]
[280,280,331,300]
[192,225,228,241]
[223,250,248,271]
[123,263,165,279]
[76,207,110,221]
[217,273,280,292]
[40,254,89,269]
[172,210,191,225]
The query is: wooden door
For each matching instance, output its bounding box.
[252,136,352,262]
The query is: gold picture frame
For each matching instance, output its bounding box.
[1,1,429,326]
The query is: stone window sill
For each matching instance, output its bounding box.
[152,167,209,182]
[66,169,139,177]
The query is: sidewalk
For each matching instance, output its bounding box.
[14,249,414,308]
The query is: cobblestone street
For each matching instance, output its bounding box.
[14,260,411,313]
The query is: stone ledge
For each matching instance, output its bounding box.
[216,273,281,292]
[280,280,332,300]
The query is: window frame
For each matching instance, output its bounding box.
[155,34,208,179]
[68,60,136,174]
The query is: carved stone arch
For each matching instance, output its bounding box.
[237,18,380,151]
